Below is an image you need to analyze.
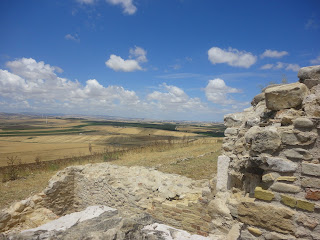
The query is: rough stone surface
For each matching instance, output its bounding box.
[293,117,314,128]
[264,82,309,110]
[281,195,296,208]
[23,206,117,233]
[254,187,274,201]
[224,112,245,127]
[305,189,320,200]
[216,155,230,192]
[282,148,313,161]
[245,126,281,153]
[301,177,320,188]
[303,93,320,117]
[270,182,300,193]
[298,65,320,81]
[296,199,315,212]
[261,156,298,173]
[251,93,265,106]
[303,79,320,89]
[238,201,295,233]
[264,231,295,240]
[276,176,297,182]
[302,162,320,176]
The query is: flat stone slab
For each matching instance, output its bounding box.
[22,205,117,233]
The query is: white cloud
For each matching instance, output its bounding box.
[0,58,251,121]
[260,64,274,70]
[6,58,58,81]
[260,49,288,58]
[129,46,147,63]
[147,83,207,112]
[310,55,320,64]
[208,47,257,68]
[205,78,241,104]
[106,47,147,72]
[65,33,80,42]
[106,0,137,15]
[260,62,300,72]
[105,54,142,72]
[1,58,140,114]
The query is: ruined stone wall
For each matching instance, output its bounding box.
[0,163,215,236]
[219,65,320,239]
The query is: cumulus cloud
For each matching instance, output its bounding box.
[65,33,80,42]
[1,58,220,120]
[147,83,206,112]
[260,49,288,59]
[105,55,142,72]
[310,55,320,64]
[208,47,257,68]
[0,58,140,114]
[106,0,137,15]
[106,47,147,72]
[205,78,241,104]
[260,62,300,72]
[129,46,147,63]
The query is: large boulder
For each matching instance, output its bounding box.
[264,83,309,110]
[298,65,320,81]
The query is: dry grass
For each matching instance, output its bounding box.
[0,171,55,209]
[0,138,222,209]
[112,138,222,180]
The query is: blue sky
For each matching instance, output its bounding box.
[0,0,319,121]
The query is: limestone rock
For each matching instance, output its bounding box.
[293,117,314,128]
[254,187,274,201]
[270,182,300,193]
[238,201,295,233]
[265,82,309,110]
[281,130,317,146]
[251,93,265,106]
[303,93,320,117]
[224,112,244,127]
[224,128,238,136]
[303,79,320,89]
[216,155,230,191]
[261,156,298,173]
[301,163,320,176]
[282,148,312,161]
[265,231,295,240]
[298,65,320,81]
[301,177,320,188]
[23,205,117,233]
[245,126,281,153]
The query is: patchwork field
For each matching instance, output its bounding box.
[0,113,224,208]
[0,114,225,167]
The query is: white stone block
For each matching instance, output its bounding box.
[216,155,230,192]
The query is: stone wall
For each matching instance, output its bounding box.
[219,65,320,239]
[0,163,216,236]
